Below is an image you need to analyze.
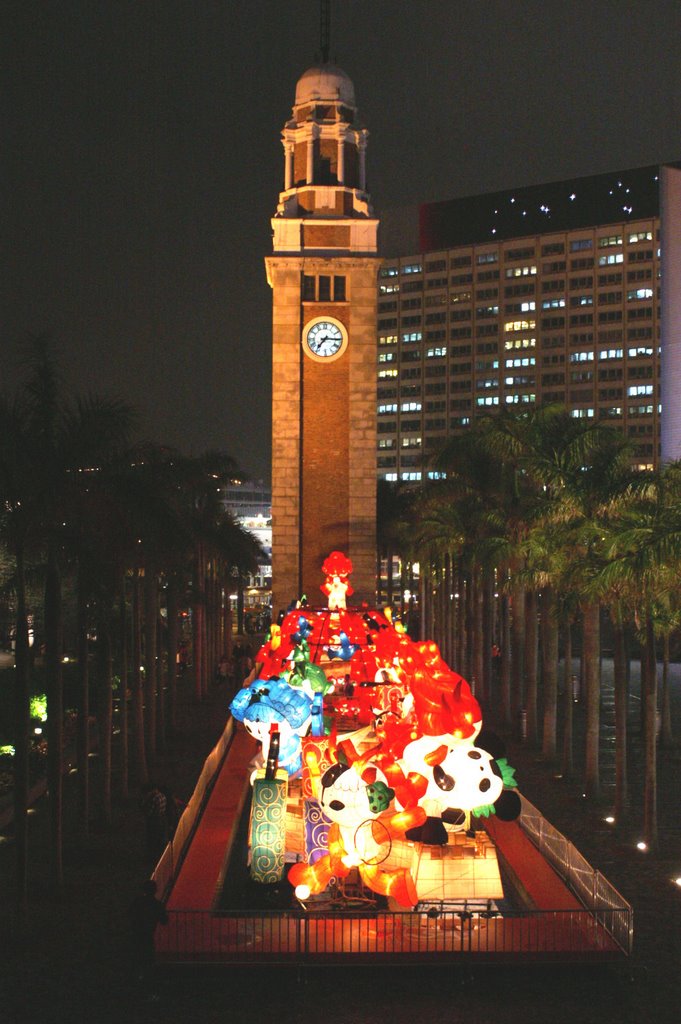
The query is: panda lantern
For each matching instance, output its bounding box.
[288,759,426,908]
[399,730,521,844]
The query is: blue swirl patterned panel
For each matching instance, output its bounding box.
[250,771,288,884]
[303,798,331,864]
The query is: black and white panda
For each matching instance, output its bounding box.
[404,730,521,844]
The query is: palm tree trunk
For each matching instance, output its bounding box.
[131,571,148,785]
[76,570,89,833]
[473,564,484,700]
[524,589,538,745]
[510,566,526,724]
[541,587,559,760]
[612,615,628,820]
[143,566,157,757]
[193,545,205,701]
[45,540,64,889]
[582,601,601,800]
[166,576,179,734]
[13,541,30,914]
[643,613,658,848]
[456,559,466,672]
[465,567,474,683]
[419,561,428,642]
[562,618,574,777]
[97,609,113,828]
[156,612,166,750]
[437,557,446,653]
[661,632,673,747]
[500,590,512,729]
[118,574,129,800]
[482,567,494,707]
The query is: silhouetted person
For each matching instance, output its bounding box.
[139,783,168,862]
[128,879,167,997]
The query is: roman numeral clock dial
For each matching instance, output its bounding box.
[303,317,348,363]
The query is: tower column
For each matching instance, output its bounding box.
[306,130,315,184]
[358,137,367,191]
[284,141,293,191]
[337,133,345,184]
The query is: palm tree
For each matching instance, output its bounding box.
[595,463,681,846]
[21,341,134,882]
[0,391,36,912]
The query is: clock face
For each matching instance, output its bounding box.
[304,319,347,361]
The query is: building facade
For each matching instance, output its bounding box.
[375,164,681,482]
[266,64,380,616]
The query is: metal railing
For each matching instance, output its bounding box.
[517,795,633,955]
[153,717,235,896]
[157,905,630,964]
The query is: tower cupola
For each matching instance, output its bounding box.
[273,62,376,254]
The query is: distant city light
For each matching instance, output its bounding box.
[604,815,615,824]
[637,841,648,851]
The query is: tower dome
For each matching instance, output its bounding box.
[294,64,356,110]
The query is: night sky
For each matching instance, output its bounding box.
[5,0,681,482]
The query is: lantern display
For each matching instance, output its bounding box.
[230,551,520,908]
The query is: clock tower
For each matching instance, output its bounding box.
[266,63,379,615]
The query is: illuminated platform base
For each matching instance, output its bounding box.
[153,720,633,965]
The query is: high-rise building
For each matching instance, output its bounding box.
[376,164,681,482]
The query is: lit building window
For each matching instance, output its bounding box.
[628,231,653,244]
[627,385,654,396]
[400,401,422,412]
[598,253,624,266]
[628,346,654,358]
[505,265,537,278]
[598,234,623,248]
[570,350,594,362]
[542,298,566,309]
[599,349,623,360]
[505,356,536,368]
[378,368,398,378]
[627,288,654,301]
[505,319,536,332]
[629,403,654,416]
[571,408,595,418]
[401,263,423,275]
[476,395,500,406]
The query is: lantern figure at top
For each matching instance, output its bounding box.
[321,551,354,610]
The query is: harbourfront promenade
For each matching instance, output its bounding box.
[1,656,680,1023]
